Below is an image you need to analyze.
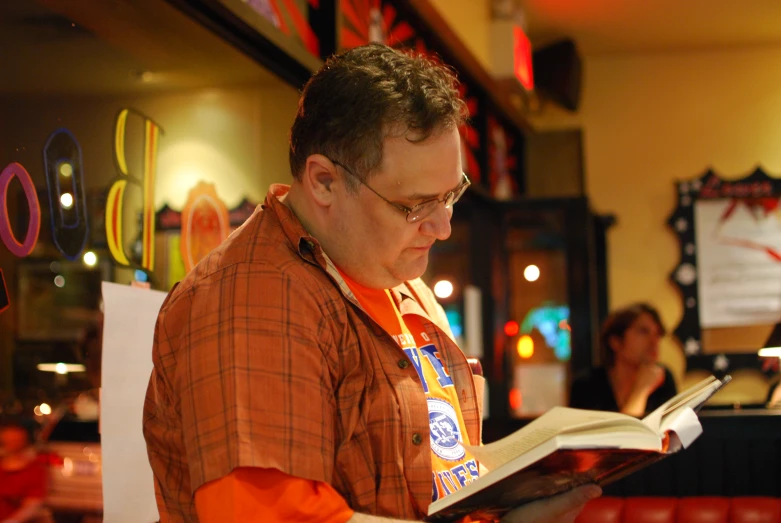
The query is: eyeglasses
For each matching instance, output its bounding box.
[331,160,471,223]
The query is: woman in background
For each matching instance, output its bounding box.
[0,417,47,523]
[570,303,677,417]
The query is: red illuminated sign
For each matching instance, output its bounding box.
[513,26,534,91]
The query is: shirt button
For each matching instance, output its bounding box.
[412,433,423,445]
[398,359,410,369]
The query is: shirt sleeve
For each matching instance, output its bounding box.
[174,265,339,492]
[194,468,354,523]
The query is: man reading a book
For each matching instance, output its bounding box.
[143,43,601,523]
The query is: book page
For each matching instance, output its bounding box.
[465,407,650,470]
[659,406,702,449]
[642,376,719,431]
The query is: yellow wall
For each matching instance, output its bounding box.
[576,46,781,400]
[429,0,492,72]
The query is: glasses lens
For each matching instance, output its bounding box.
[445,181,470,208]
[407,201,439,223]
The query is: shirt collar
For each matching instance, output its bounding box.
[264,183,420,313]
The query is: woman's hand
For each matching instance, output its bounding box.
[633,363,664,397]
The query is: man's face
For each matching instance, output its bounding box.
[328,126,463,289]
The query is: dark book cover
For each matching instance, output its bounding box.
[427,448,667,522]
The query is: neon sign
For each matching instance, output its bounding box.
[106,109,163,271]
[0,109,163,315]
[43,129,89,259]
[0,162,41,258]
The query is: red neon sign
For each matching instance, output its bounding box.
[513,26,534,91]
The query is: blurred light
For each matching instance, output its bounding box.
[759,347,781,357]
[59,162,73,177]
[83,251,97,267]
[517,335,534,359]
[37,363,86,373]
[445,308,463,338]
[504,320,520,337]
[523,264,540,282]
[62,457,74,477]
[509,388,523,410]
[434,279,454,299]
[60,193,73,209]
[558,319,571,331]
[34,406,42,416]
[54,275,65,287]
[89,454,99,463]
[40,403,52,415]
[134,269,149,283]
[55,363,67,375]
[49,261,60,273]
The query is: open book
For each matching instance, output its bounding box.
[427,375,731,522]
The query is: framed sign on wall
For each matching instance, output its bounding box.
[668,167,781,378]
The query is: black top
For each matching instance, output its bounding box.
[569,366,678,416]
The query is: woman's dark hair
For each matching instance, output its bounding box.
[600,302,665,368]
[289,43,468,190]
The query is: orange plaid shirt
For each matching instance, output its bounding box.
[143,184,483,521]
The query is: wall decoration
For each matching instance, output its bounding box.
[227,198,258,225]
[105,109,163,273]
[0,269,8,315]
[242,0,325,58]
[156,197,257,231]
[695,196,781,327]
[488,116,520,199]
[43,129,89,260]
[244,0,283,27]
[156,195,257,287]
[519,303,571,361]
[340,0,415,49]
[0,162,41,258]
[167,236,187,290]
[459,84,483,185]
[179,182,230,273]
[669,167,781,374]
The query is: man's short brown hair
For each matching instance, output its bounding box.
[289,43,468,188]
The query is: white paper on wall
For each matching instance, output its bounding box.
[695,199,781,328]
[100,281,167,523]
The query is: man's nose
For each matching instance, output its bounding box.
[420,203,452,240]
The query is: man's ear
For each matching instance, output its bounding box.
[302,154,338,206]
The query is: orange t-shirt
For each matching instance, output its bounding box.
[195,272,481,522]
[194,468,353,523]
[339,273,480,502]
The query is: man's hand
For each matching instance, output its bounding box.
[499,484,602,523]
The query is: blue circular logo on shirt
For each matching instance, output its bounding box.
[428,398,465,461]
